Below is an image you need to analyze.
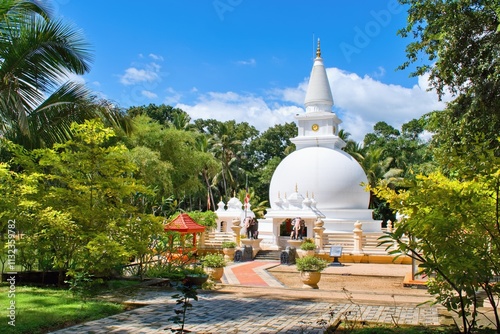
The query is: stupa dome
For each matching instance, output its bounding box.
[269,146,369,210]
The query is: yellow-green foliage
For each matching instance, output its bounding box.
[1,120,162,276]
[371,167,500,332]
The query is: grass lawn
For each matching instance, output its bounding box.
[0,283,134,334]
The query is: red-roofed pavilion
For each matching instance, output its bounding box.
[164,213,205,249]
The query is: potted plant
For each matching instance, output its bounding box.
[183,265,208,287]
[298,238,316,258]
[201,253,226,282]
[221,241,237,261]
[295,255,328,289]
[221,241,237,249]
[300,240,316,250]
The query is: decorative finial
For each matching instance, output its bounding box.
[278,191,281,198]
[295,183,298,192]
[316,38,321,58]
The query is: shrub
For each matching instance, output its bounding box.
[221,241,237,248]
[145,264,185,280]
[300,241,316,251]
[295,255,328,272]
[201,253,226,268]
[183,266,207,277]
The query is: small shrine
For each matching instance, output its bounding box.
[164,213,206,251]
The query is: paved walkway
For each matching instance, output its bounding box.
[50,261,442,334]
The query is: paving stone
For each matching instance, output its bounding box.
[49,261,444,333]
[50,293,440,333]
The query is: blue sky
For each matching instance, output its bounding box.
[52,0,447,142]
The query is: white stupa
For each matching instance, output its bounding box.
[258,40,381,249]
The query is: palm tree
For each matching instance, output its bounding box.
[0,0,128,148]
[169,111,191,131]
[339,129,364,162]
[194,133,218,210]
[211,122,242,198]
[359,147,402,209]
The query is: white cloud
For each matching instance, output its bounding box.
[149,53,164,61]
[325,67,448,141]
[173,67,449,143]
[141,90,158,99]
[119,61,162,86]
[372,66,386,78]
[273,80,308,105]
[176,92,302,131]
[235,58,256,66]
[164,87,182,105]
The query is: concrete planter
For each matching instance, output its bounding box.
[296,249,315,258]
[300,271,321,289]
[205,267,224,282]
[222,248,236,262]
[287,239,303,249]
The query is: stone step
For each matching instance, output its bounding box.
[254,250,281,261]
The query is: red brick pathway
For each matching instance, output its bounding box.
[224,261,282,287]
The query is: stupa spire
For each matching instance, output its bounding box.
[316,38,321,58]
[291,39,346,150]
[304,38,333,111]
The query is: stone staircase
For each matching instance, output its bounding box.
[202,231,234,249]
[321,232,406,255]
[254,250,281,261]
[322,233,354,253]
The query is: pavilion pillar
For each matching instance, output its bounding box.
[199,231,206,248]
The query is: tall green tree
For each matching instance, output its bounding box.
[247,122,296,168]
[363,119,434,179]
[126,115,217,211]
[193,134,219,210]
[246,122,296,203]
[398,0,500,171]
[193,119,258,200]
[127,104,191,129]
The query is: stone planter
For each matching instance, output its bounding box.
[205,267,224,282]
[287,240,303,249]
[222,248,236,262]
[300,271,321,289]
[296,249,315,258]
[184,274,208,287]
